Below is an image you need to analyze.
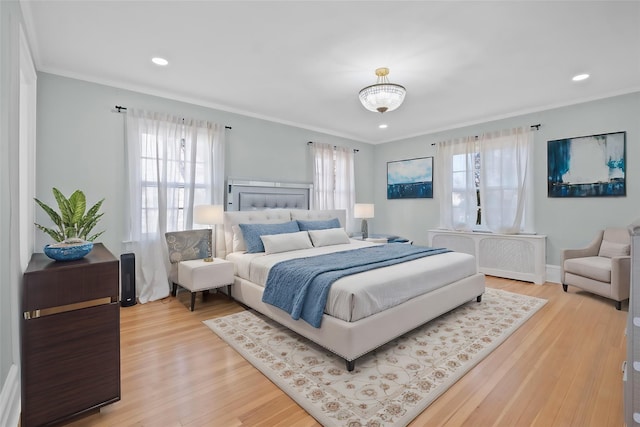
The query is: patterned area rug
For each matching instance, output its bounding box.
[203,288,546,427]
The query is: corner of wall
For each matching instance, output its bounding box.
[546,265,561,284]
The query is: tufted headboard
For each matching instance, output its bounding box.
[218,209,346,259]
[227,179,312,211]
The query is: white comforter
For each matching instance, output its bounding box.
[226,240,478,322]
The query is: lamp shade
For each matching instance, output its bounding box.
[193,204,224,225]
[354,203,374,219]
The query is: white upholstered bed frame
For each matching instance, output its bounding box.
[218,207,486,371]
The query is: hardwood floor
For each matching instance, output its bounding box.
[65,277,627,427]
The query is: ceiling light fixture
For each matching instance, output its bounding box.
[379,124,388,129]
[572,73,589,82]
[359,68,406,114]
[152,57,169,66]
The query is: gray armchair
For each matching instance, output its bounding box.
[561,227,631,310]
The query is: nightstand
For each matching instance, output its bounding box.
[177,258,234,311]
[353,233,412,244]
[365,237,388,243]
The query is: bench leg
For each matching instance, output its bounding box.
[346,359,355,372]
[190,292,196,311]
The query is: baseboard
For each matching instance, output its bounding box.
[546,264,561,284]
[0,364,21,427]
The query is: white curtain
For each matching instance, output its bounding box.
[436,127,533,234]
[435,136,478,231]
[126,109,226,303]
[311,142,356,229]
[479,127,532,234]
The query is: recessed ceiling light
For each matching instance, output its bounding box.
[379,124,388,129]
[152,57,169,66]
[572,73,589,82]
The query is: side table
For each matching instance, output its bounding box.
[352,233,412,244]
[176,258,234,311]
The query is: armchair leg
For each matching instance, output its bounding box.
[171,282,178,297]
[615,300,622,311]
[562,284,568,292]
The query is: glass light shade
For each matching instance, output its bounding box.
[359,68,406,113]
[354,203,375,219]
[193,204,224,225]
[359,84,406,113]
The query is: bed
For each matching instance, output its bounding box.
[218,206,486,371]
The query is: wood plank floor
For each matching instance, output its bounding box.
[65,277,627,427]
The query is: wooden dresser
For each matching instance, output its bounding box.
[21,243,120,427]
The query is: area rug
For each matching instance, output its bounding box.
[203,288,546,427]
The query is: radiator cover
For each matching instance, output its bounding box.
[428,230,546,284]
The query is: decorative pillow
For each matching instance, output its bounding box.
[598,240,630,258]
[261,231,313,254]
[239,221,300,253]
[297,218,341,231]
[308,228,351,247]
[232,225,246,252]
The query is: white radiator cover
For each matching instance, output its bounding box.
[428,229,546,284]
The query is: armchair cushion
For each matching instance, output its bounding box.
[563,256,611,283]
[598,240,630,258]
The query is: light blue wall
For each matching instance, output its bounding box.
[35,73,374,255]
[374,92,640,265]
[35,73,639,267]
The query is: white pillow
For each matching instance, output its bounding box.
[232,225,246,252]
[261,231,313,254]
[598,240,630,258]
[308,228,350,247]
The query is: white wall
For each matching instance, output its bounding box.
[35,73,374,255]
[1,1,35,426]
[374,92,640,266]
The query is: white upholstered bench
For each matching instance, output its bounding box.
[177,258,234,311]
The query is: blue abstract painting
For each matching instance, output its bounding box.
[548,131,625,197]
[387,157,433,199]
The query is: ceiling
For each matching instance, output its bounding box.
[20,1,640,144]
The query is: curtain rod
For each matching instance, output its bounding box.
[430,124,541,146]
[307,141,359,153]
[114,106,232,129]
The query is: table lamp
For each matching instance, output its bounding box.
[354,203,374,239]
[193,204,224,262]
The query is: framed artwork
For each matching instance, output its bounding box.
[387,156,433,199]
[547,131,626,198]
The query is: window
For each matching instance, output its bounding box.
[140,137,208,232]
[452,151,481,227]
[310,142,355,228]
[437,127,533,234]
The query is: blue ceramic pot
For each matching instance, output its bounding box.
[44,241,93,261]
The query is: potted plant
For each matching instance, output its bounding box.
[35,188,105,261]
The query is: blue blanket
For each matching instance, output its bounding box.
[261,244,451,328]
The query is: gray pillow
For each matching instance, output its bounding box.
[296,218,341,231]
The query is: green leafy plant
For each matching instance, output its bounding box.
[34,188,105,242]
